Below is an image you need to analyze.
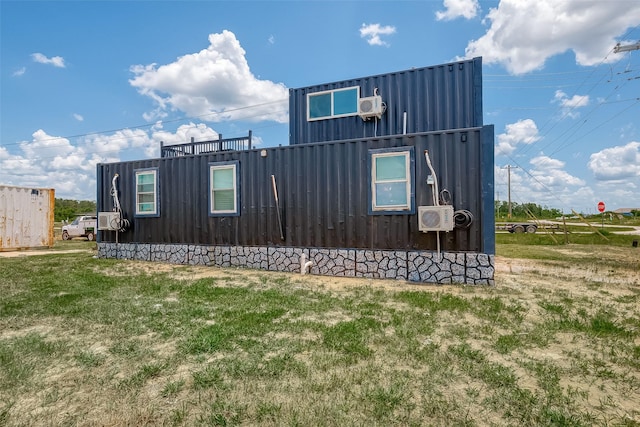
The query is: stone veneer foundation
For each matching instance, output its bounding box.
[97,243,494,285]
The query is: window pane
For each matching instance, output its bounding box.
[375,182,408,207]
[136,170,157,215]
[309,93,331,119]
[137,183,155,193]
[213,168,234,189]
[375,155,406,180]
[138,193,155,204]
[213,190,235,211]
[138,202,155,212]
[137,173,155,185]
[333,88,358,115]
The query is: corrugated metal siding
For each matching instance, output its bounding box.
[0,185,55,251]
[289,57,483,145]
[97,126,494,252]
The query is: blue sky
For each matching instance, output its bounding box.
[1,0,639,214]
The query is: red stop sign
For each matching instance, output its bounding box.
[597,201,605,212]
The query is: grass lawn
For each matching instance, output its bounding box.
[1,242,639,426]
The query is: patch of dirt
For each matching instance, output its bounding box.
[3,245,639,425]
[0,249,91,258]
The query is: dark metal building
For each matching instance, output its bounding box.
[97,126,494,252]
[289,57,483,145]
[96,57,495,284]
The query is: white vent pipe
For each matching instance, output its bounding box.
[403,111,407,135]
[300,253,313,275]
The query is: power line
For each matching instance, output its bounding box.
[0,99,289,148]
[513,58,639,159]
[549,98,640,156]
[0,111,290,166]
[507,25,640,159]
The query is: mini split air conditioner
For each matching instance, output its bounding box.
[418,205,454,232]
[98,211,121,231]
[358,95,384,120]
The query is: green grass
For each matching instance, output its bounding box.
[496,230,639,247]
[0,246,638,425]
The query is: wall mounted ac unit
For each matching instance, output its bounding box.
[98,211,121,231]
[418,205,454,232]
[358,95,384,120]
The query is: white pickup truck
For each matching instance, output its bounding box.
[62,215,97,241]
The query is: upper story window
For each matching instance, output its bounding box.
[307,87,359,121]
[369,147,415,215]
[209,161,240,216]
[135,168,159,217]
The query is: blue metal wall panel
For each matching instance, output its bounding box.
[481,125,496,255]
[289,57,483,145]
[97,126,494,253]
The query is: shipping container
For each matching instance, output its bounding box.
[0,185,55,251]
[289,57,483,145]
[96,126,494,254]
[96,57,496,284]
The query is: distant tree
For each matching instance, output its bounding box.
[494,201,562,220]
[54,198,96,222]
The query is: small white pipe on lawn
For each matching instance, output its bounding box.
[301,253,313,275]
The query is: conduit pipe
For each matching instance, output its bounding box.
[300,253,313,275]
[109,173,130,233]
[111,174,122,213]
[403,111,407,135]
[424,150,440,207]
[424,150,443,261]
[271,175,285,240]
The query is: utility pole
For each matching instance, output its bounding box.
[502,165,518,219]
[614,41,640,53]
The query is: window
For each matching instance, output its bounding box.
[307,87,359,121]
[209,161,240,216]
[134,168,159,217]
[369,147,415,214]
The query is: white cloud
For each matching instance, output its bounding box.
[529,155,564,170]
[20,129,75,162]
[496,118,540,156]
[152,122,219,147]
[13,67,26,77]
[528,154,585,190]
[495,156,590,214]
[463,0,640,75]
[73,113,84,122]
[268,35,275,45]
[31,53,66,68]
[129,30,289,124]
[142,107,168,123]
[359,23,396,46]
[553,90,589,118]
[0,123,224,199]
[593,180,638,210]
[436,0,479,21]
[588,141,640,180]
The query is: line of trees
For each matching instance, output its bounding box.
[54,199,97,222]
[495,201,562,220]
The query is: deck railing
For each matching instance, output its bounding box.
[160,131,252,158]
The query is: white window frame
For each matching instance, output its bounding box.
[371,151,412,212]
[134,168,159,216]
[307,86,360,121]
[209,162,239,216]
